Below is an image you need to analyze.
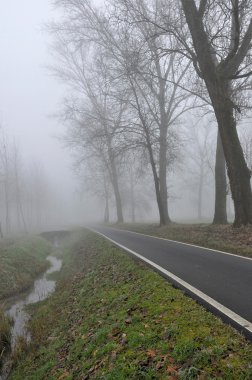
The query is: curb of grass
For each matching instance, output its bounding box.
[90,228,252,342]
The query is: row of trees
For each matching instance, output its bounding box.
[0,128,52,235]
[51,0,252,227]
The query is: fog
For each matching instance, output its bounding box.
[0,0,101,232]
[0,0,251,235]
[1,2,252,378]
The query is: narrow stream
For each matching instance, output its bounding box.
[0,254,62,380]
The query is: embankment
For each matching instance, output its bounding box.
[8,230,252,380]
[0,236,52,301]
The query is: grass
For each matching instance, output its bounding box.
[115,222,252,258]
[0,236,52,300]
[0,307,12,369]
[8,230,252,379]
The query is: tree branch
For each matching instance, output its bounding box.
[225,17,252,76]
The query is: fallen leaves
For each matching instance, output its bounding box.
[124,318,132,325]
[166,365,179,375]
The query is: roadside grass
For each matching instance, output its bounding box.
[0,236,52,300]
[9,231,252,380]
[115,223,252,258]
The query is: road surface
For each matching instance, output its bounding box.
[90,225,252,339]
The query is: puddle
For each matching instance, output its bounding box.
[0,254,62,380]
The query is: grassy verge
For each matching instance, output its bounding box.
[0,236,52,300]
[114,223,252,258]
[9,230,252,380]
[0,307,12,370]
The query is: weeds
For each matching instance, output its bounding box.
[0,307,12,369]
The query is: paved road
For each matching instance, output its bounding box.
[91,225,252,338]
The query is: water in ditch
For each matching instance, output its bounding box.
[0,254,62,380]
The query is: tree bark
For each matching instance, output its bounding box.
[213,131,228,224]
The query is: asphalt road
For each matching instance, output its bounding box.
[91,225,252,338]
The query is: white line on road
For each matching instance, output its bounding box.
[89,227,252,337]
[105,226,252,261]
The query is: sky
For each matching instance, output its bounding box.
[0,1,67,177]
[0,0,97,226]
[0,1,223,227]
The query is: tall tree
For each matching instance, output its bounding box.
[51,0,192,225]
[179,0,252,226]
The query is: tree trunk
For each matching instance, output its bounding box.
[104,196,109,223]
[130,168,136,223]
[197,163,204,220]
[4,180,10,236]
[213,131,228,224]
[159,128,172,225]
[211,89,252,226]
[103,176,110,223]
[105,128,124,224]
[111,167,124,223]
[146,138,166,226]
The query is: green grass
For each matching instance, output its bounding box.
[0,307,12,369]
[115,222,252,258]
[0,236,52,300]
[9,230,252,379]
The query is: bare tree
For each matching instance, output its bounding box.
[50,0,198,225]
[182,120,215,220]
[178,0,252,226]
[56,51,127,223]
[12,142,27,233]
[0,131,12,235]
[77,160,112,223]
[113,2,192,225]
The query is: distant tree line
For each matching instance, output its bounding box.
[0,127,52,236]
[50,0,252,227]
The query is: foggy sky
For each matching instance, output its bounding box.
[0,1,99,226]
[0,1,68,180]
[0,1,227,226]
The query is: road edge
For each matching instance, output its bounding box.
[104,226,252,261]
[89,227,252,342]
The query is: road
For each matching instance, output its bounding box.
[91,225,252,339]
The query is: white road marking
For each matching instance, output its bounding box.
[89,227,252,336]
[105,226,252,261]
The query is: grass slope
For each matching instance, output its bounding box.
[0,236,52,300]
[116,223,252,258]
[9,231,252,380]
